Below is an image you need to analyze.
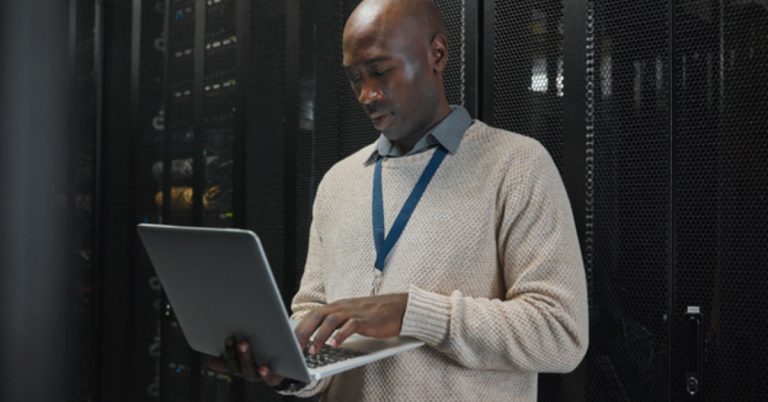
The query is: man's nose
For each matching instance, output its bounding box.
[358,80,383,106]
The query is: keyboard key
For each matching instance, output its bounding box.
[304,345,366,368]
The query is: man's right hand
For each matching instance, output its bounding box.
[207,337,284,386]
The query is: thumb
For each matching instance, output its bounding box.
[257,365,284,387]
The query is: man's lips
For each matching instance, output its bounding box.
[370,112,392,129]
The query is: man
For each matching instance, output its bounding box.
[209,0,588,400]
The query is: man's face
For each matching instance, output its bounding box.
[342,17,439,143]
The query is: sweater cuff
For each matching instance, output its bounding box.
[276,377,328,398]
[400,285,451,345]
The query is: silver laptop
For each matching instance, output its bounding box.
[137,223,423,383]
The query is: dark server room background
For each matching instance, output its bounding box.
[1,0,766,401]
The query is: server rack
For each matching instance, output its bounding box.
[134,0,170,401]
[154,0,288,400]
[671,2,768,401]
[157,0,244,400]
[159,0,199,399]
[483,1,768,401]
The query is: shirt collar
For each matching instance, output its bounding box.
[364,105,473,166]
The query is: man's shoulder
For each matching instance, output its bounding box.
[327,141,377,176]
[314,141,376,191]
[463,120,551,164]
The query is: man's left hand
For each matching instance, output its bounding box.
[295,293,409,355]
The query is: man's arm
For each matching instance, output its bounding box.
[399,142,589,373]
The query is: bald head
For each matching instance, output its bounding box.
[344,0,447,46]
[341,0,452,152]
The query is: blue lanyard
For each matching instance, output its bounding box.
[372,147,448,271]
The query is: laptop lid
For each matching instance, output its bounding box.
[137,223,311,382]
[137,223,423,384]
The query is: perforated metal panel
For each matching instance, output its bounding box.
[433,0,467,107]
[292,0,346,293]
[489,0,565,172]
[585,1,671,400]
[672,1,768,401]
[246,0,287,293]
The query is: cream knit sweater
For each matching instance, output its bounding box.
[284,121,589,401]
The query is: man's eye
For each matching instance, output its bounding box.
[371,69,389,78]
[347,73,361,84]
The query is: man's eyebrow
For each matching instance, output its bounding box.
[343,56,393,70]
[363,56,392,66]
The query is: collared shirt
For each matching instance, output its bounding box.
[364,105,473,165]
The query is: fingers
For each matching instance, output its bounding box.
[310,313,347,355]
[257,365,283,387]
[330,318,360,348]
[294,310,325,350]
[208,354,270,384]
[207,356,230,373]
[213,338,281,385]
[296,306,355,354]
[237,341,259,382]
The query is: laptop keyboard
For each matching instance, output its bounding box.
[304,345,367,368]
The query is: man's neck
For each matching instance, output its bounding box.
[392,136,423,155]
[391,103,452,154]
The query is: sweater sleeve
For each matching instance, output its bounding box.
[400,141,589,373]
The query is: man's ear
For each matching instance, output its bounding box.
[430,33,449,73]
